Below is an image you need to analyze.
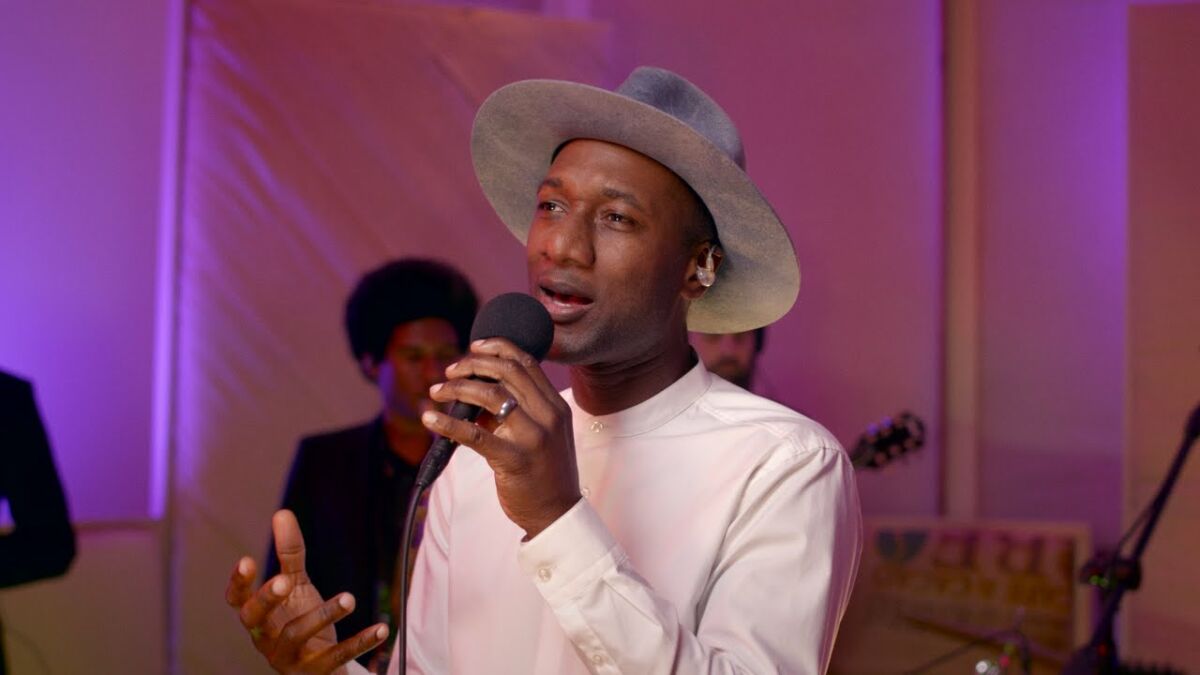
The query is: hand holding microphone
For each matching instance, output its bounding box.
[414,292,554,487]
[418,292,580,541]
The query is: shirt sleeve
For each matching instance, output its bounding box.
[0,379,77,588]
[516,443,862,674]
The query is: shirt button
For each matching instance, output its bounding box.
[581,486,591,498]
[590,420,604,433]
[537,567,553,582]
[591,653,605,665]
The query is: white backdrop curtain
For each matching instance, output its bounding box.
[172,1,608,670]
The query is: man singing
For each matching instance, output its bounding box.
[228,66,862,675]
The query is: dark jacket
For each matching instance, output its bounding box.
[0,370,77,674]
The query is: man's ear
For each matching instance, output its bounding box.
[683,243,724,300]
[358,354,380,382]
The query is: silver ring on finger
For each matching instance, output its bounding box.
[495,397,519,424]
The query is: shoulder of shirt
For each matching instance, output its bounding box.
[694,376,846,463]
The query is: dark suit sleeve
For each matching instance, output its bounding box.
[263,438,313,580]
[0,379,77,587]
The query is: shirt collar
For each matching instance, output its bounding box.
[564,359,713,442]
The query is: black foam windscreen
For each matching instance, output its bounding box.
[469,292,554,361]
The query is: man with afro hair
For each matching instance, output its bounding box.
[263,258,477,669]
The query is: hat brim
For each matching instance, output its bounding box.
[471,79,799,334]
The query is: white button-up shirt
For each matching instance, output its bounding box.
[366,362,861,674]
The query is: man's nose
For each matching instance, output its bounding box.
[542,213,594,267]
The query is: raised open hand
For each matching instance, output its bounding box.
[225,510,389,674]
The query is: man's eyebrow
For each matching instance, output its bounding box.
[537,179,646,212]
[601,187,645,211]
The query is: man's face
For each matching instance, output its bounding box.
[691,331,758,389]
[527,140,700,365]
[367,318,461,419]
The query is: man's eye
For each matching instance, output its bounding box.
[604,212,635,227]
[537,201,562,212]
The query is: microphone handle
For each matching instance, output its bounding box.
[414,400,480,488]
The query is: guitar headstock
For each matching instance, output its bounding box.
[850,411,925,470]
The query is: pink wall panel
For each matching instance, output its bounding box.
[171,1,609,670]
[976,0,1127,546]
[0,1,168,521]
[1126,2,1200,664]
[593,0,945,516]
[0,525,166,674]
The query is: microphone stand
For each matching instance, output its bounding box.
[902,609,1033,675]
[1062,403,1200,675]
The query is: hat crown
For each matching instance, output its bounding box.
[615,67,746,169]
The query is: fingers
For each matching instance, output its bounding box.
[270,593,356,665]
[429,377,518,420]
[422,408,515,464]
[272,509,308,576]
[304,624,391,673]
[439,353,561,426]
[468,338,562,402]
[428,337,572,470]
[239,574,292,632]
[226,556,257,609]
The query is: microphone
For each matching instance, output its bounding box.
[414,292,553,488]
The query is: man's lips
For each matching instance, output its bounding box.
[535,278,594,323]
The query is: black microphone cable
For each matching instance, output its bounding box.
[392,481,425,675]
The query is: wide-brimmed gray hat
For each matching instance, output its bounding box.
[470,66,799,334]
